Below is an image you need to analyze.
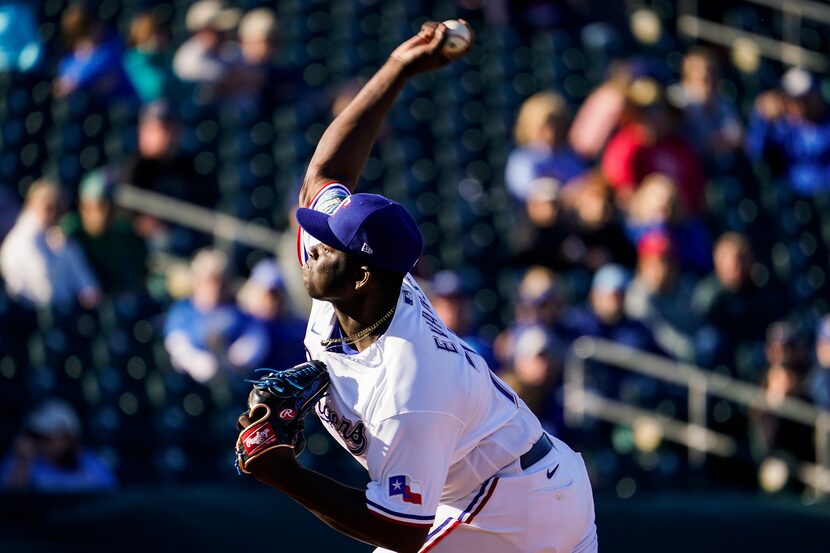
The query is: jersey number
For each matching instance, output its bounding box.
[460,343,518,407]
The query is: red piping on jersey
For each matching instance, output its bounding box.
[296,181,343,265]
[419,477,500,552]
[296,226,303,265]
[368,509,434,529]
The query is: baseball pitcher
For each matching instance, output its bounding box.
[235,21,598,553]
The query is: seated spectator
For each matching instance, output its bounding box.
[125,101,216,205]
[233,8,300,109]
[625,232,699,361]
[494,266,567,369]
[560,177,637,275]
[499,325,566,436]
[569,59,635,159]
[237,258,306,369]
[0,179,100,310]
[561,264,663,400]
[164,248,268,383]
[806,315,830,411]
[746,67,830,197]
[0,399,116,492]
[601,77,706,216]
[561,264,660,354]
[427,269,494,367]
[692,232,782,377]
[0,1,43,73]
[172,0,241,88]
[513,266,565,331]
[749,322,813,468]
[668,46,743,168]
[123,11,175,103]
[624,173,712,275]
[123,101,218,255]
[61,167,148,295]
[505,91,588,202]
[510,177,572,271]
[53,2,135,100]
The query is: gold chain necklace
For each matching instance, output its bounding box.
[320,305,397,347]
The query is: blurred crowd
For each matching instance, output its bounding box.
[0,0,828,497]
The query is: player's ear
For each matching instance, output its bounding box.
[354,265,372,291]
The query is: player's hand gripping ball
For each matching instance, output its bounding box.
[441,19,473,58]
[234,360,329,474]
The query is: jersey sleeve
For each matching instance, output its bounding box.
[364,412,462,528]
[297,182,351,265]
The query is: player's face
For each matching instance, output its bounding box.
[302,243,358,301]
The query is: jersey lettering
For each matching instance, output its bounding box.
[433,336,459,354]
[413,289,449,338]
[459,343,479,370]
[421,309,448,337]
[317,401,368,455]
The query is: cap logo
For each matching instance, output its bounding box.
[361,243,373,254]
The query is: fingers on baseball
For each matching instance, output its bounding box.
[426,26,448,56]
[419,21,438,38]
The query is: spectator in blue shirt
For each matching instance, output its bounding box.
[53,3,136,100]
[561,264,663,401]
[669,46,744,170]
[505,91,589,202]
[746,67,830,197]
[562,264,660,353]
[164,248,268,383]
[1,399,117,493]
[237,258,307,369]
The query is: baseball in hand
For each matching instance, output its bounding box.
[441,20,473,58]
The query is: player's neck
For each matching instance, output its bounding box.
[332,287,400,352]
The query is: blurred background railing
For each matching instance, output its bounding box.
[566,336,830,497]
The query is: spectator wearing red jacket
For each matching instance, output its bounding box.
[601,78,706,217]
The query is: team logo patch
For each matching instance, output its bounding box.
[361,243,373,254]
[279,408,296,421]
[389,475,422,505]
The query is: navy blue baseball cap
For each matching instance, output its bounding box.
[296,193,423,274]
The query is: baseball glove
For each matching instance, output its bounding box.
[235,360,329,475]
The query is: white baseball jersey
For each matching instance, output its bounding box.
[299,183,541,524]
[298,183,597,552]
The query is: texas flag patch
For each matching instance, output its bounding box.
[388,475,422,505]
